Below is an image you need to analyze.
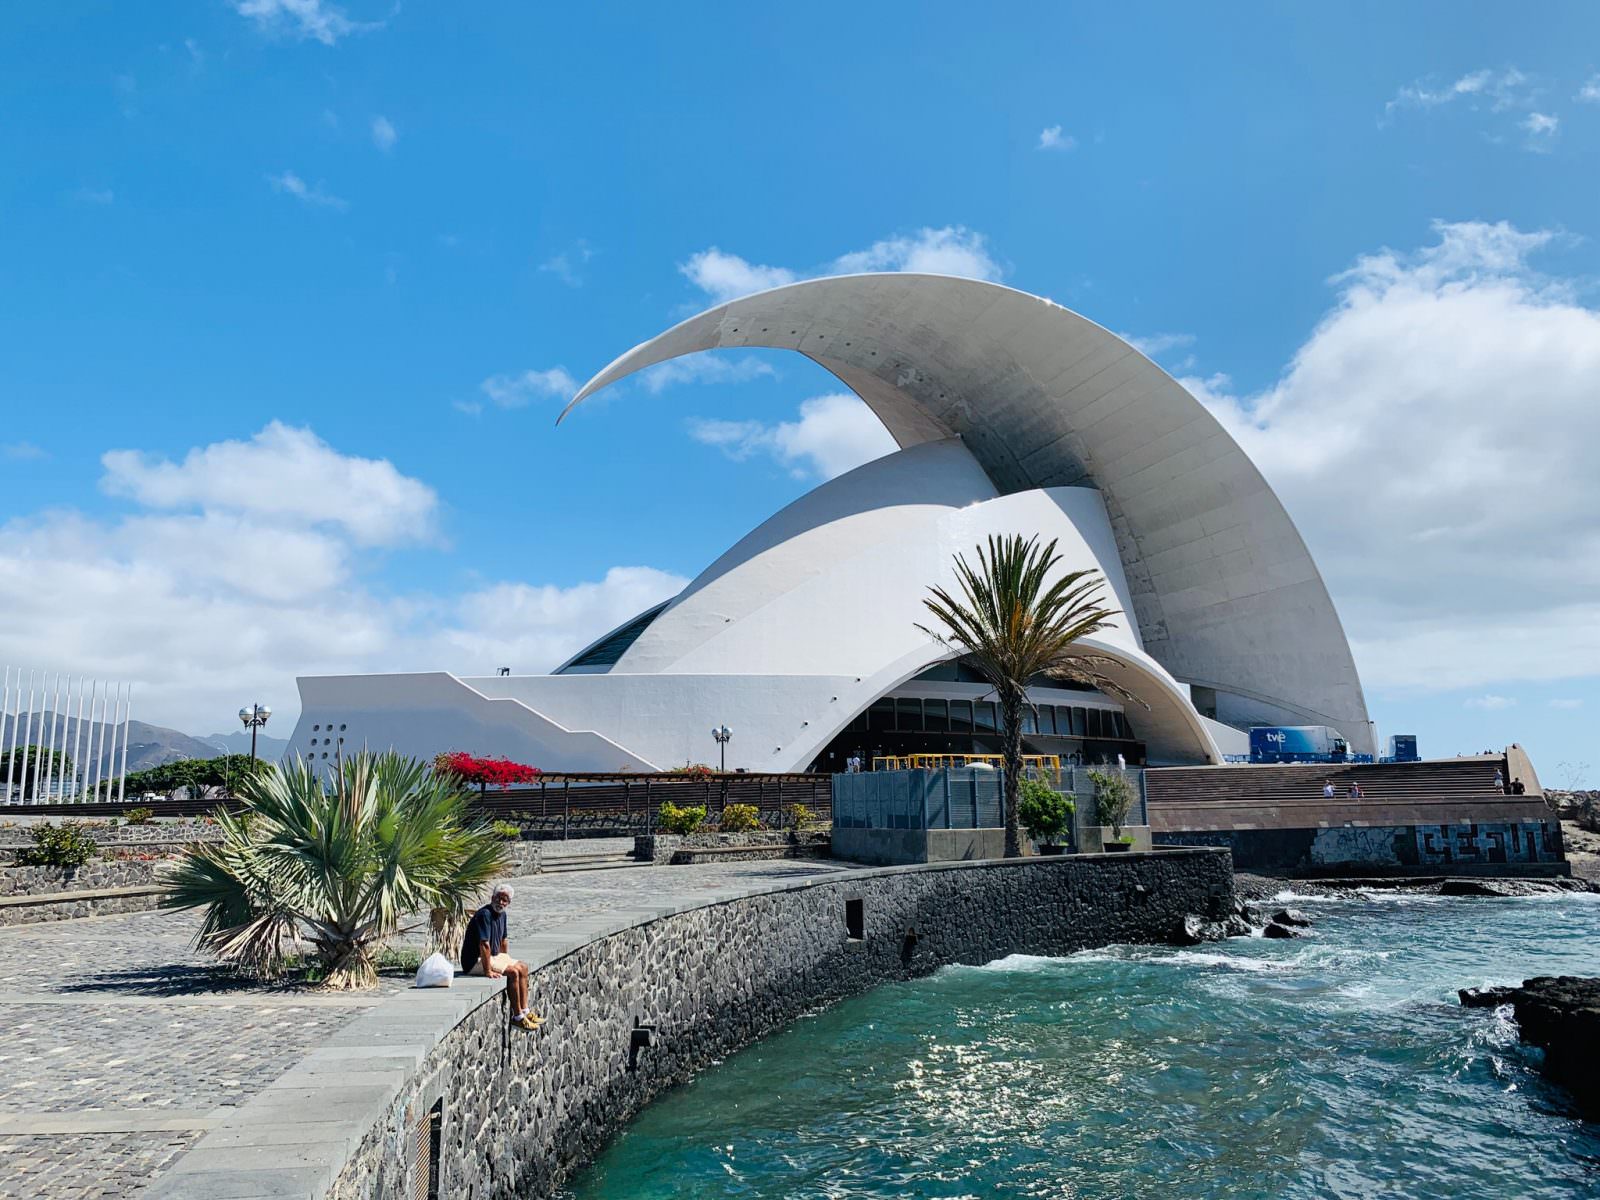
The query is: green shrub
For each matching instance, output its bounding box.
[1088,770,1136,838]
[1016,778,1075,845]
[17,821,99,869]
[784,802,814,829]
[488,819,522,841]
[658,802,707,835]
[718,803,762,833]
[124,806,156,826]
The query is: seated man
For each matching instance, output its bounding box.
[461,883,540,1030]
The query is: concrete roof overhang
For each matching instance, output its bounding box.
[562,273,1373,752]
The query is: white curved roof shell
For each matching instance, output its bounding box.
[566,273,1372,754]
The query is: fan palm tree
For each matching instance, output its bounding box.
[919,534,1126,858]
[163,751,508,989]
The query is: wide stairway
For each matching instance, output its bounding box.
[1147,756,1510,809]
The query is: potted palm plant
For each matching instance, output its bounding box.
[1017,777,1075,855]
[1089,769,1136,852]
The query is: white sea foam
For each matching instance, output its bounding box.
[1164,950,1278,973]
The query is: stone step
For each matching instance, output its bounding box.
[0,883,164,908]
[540,856,649,874]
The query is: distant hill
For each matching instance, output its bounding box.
[195,729,291,762]
[4,711,290,776]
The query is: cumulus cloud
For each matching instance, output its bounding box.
[0,425,687,732]
[680,226,1002,305]
[371,115,397,152]
[479,367,578,409]
[688,393,897,480]
[1037,125,1076,151]
[233,0,380,45]
[1579,76,1600,103]
[679,250,798,305]
[1189,219,1600,693]
[267,170,347,211]
[101,422,436,547]
[1465,694,1517,711]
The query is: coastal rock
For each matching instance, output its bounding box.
[1457,975,1600,1118]
[1271,908,1313,927]
[1262,922,1300,939]
[1440,878,1564,898]
[1176,912,1256,944]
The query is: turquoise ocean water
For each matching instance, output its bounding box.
[563,891,1600,1199]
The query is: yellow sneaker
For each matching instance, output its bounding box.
[512,1013,541,1031]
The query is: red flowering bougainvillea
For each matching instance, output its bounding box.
[433,752,542,790]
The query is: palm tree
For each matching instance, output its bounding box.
[919,534,1125,858]
[163,751,508,989]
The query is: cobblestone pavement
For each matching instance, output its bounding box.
[0,854,854,1197]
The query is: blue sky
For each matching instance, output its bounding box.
[2,3,1598,780]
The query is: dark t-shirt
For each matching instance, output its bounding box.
[461,903,507,971]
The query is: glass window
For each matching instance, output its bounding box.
[1021,707,1037,734]
[1039,706,1058,735]
[975,701,998,732]
[1070,707,1087,736]
[949,700,973,732]
[896,697,924,732]
[868,699,896,733]
[1118,711,1134,739]
[847,708,870,733]
[1088,709,1106,738]
[924,698,948,733]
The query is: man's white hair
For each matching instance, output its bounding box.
[493,883,515,900]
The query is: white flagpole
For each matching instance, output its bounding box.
[90,681,107,803]
[0,668,13,803]
[18,672,35,804]
[42,673,63,803]
[72,678,89,802]
[116,684,131,805]
[103,684,123,805]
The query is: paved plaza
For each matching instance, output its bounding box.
[0,849,855,1198]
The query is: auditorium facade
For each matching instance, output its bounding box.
[291,274,1374,773]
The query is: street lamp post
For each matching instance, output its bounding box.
[237,704,272,792]
[711,724,732,773]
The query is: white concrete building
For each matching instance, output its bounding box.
[291,274,1373,772]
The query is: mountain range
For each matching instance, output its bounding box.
[2,710,291,775]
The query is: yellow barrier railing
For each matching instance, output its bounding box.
[869,753,1062,775]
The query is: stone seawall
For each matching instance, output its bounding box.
[314,850,1232,1200]
[1157,821,1568,876]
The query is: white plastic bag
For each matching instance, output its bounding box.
[414,951,455,989]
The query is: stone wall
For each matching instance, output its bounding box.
[331,849,1233,1199]
[1157,820,1568,876]
[0,859,165,896]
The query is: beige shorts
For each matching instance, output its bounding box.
[466,953,518,976]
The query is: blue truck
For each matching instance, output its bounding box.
[1249,725,1350,764]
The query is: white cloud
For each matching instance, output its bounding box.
[2,442,47,461]
[479,367,577,409]
[679,249,798,305]
[1549,698,1584,709]
[0,426,687,733]
[1190,219,1600,693]
[70,188,114,206]
[540,241,594,287]
[233,0,380,45]
[1119,331,1196,358]
[688,393,896,480]
[639,356,776,395]
[1578,76,1600,103]
[1037,125,1076,151]
[1521,111,1559,149]
[1384,66,1532,121]
[371,115,397,152]
[680,226,1003,305]
[1465,694,1517,711]
[100,421,436,547]
[267,170,347,211]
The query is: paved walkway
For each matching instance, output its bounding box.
[0,850,855,1198]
